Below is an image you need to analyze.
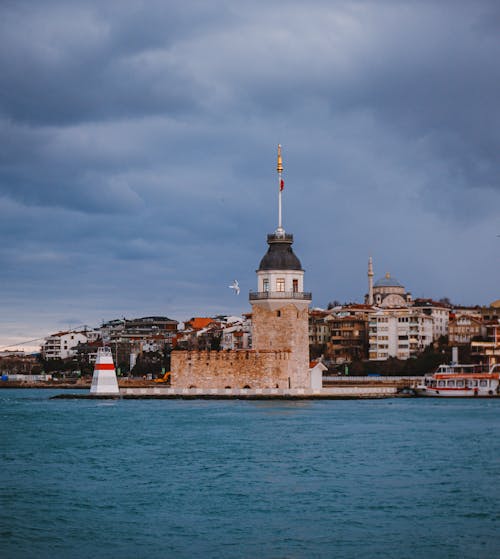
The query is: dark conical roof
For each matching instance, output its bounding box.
[258,233,303,271]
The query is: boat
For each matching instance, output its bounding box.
[415,363,500,397]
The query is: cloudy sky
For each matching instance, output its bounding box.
[1,0,499,348]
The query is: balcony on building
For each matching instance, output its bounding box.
[249,290,312,301]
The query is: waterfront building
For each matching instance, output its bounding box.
[170,146,313,390]
[412,298,450,340]
[325,305,371,363]
[309,309,330,347]
[448,314,485,345]
[41,331,88,360]
[471,320,500,368]
[368,308,433,360]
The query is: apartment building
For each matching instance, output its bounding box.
[42,331,88,360]
[324,305,371,363]
[471,321,500,368]
[413,299,450,340]
[309,309,330,346]
[448,314,485,345]
[368,309,433,360]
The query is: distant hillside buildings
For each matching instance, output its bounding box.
[37,314,252,375]
[33,256,500,376]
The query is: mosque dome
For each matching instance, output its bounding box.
[258,233,303,271]
[374,272,403,288]
[491,299,500,308]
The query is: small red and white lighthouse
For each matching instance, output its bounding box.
[90,346,120,395]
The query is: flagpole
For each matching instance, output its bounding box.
[277,144,284,236]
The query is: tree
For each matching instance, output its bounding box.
[131,350,170,378]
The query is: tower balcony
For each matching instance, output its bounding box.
[267,233,294,243]
[249,290,312,301]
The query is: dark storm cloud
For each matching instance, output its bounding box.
[0,0,228,125]
[1,0,499,346]
[221,2,500,206]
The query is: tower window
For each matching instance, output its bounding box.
[292,279,298,292]
[276,278,285,292]
[263,279,269,292]
[276,310,281,317]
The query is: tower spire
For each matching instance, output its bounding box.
[276,144,285,237]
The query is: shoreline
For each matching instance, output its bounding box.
[4,384,498,399]
[51,393,405,400]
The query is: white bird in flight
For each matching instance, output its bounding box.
[228,280,240,295]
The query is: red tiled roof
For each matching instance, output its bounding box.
[188,317,215,330]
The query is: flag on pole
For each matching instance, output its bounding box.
[280,178,284,191]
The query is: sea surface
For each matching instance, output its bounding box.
[1,390,499,559]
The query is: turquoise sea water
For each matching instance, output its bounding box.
[1,390,499,559]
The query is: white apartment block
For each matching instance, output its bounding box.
[42,332,88,360]
[412,302,449,340]
[369,309,433,360]
[429,307,449,339]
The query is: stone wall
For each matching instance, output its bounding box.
[251,303,310,388]
[171,349,293,390]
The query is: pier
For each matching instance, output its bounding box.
[52,385,403,400]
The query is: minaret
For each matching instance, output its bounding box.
[249,145,312,389]
[368,256,374,306]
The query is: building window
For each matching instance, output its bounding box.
[263,279,269,292]
[276,278,285,292]
[277,310,281,317]
[292,279,298,292]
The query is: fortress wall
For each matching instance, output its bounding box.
[171,349,293,390]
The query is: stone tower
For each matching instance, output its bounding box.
[249,145,312,389]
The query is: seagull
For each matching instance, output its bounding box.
[228,280,240,295]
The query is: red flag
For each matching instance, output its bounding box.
[280,178,284,191]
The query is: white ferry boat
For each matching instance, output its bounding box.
[415,364,500,397]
